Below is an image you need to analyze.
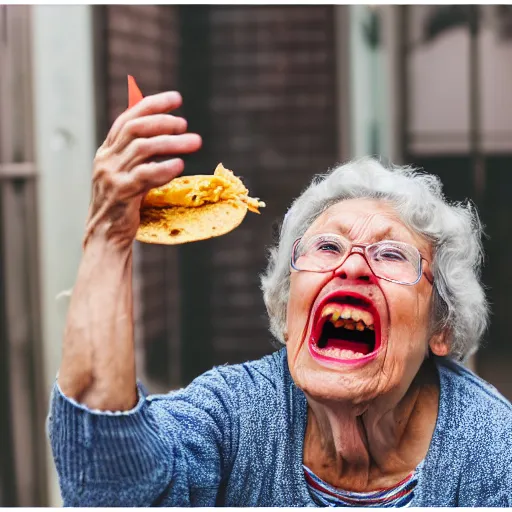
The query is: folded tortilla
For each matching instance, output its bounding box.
[126,76,265,245]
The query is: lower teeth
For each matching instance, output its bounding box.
[313,345,367,359]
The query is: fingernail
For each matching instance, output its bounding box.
[169,157,184,168]
[166,91,181,102]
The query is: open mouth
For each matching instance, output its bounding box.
[309,293,381,365]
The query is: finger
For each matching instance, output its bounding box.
[121,133,202,170]
[113,115,188,153]
[106,91,183,146]
[130,158,185,194]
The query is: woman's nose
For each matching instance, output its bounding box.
[333,252,373,282]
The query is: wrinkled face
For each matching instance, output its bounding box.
[286,198,443,404]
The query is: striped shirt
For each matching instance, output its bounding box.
[303,465,418,507]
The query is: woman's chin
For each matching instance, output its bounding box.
[289,352,384,405]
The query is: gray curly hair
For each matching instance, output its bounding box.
[260,157,488,361]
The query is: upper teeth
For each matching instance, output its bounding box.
[321,305,375,330]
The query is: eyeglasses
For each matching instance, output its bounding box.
[291,233,433,286]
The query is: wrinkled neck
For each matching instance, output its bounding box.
[303,359,439,490]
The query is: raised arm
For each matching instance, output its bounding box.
[57,91,202,411]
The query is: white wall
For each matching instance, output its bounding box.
[31,5,96,506]
[408,6,512,154]
[343,5,393,161]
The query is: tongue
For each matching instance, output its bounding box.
[326,338,371,355]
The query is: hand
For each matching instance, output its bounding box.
[83,91,202,250]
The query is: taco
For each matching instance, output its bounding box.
[127,76,265,245]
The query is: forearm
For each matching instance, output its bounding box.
[58,234,137,410]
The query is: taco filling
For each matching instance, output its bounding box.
[141,163,265,214]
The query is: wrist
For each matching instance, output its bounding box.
[83,226,134,258]
[83,201,140,252]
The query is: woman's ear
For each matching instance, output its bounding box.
[429,330,449,356]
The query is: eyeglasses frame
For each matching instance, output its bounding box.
[290,235,434,286]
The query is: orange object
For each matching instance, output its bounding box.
[128,75,144,108]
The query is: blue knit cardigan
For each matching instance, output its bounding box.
[48,348,512,506]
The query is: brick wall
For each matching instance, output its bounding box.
[206,6,339,365]
[101,5,339,385]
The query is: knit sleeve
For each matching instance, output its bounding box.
[48,367,239,507]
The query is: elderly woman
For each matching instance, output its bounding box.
[49,91,511,507]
